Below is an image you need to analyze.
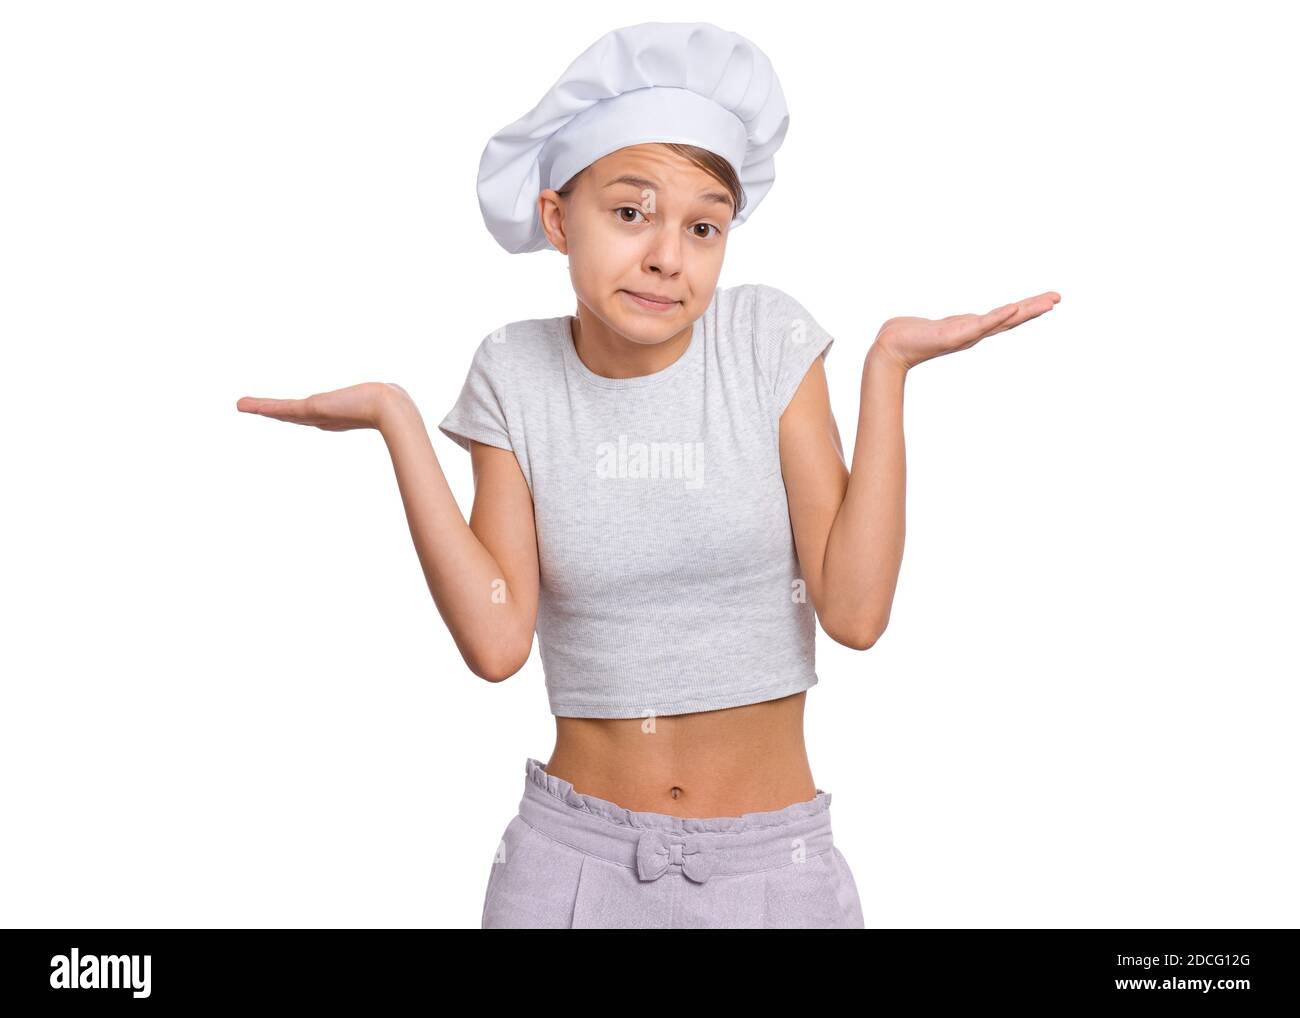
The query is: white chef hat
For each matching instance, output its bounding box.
[476,21,790,254]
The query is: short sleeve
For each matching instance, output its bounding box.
[752,284,835,417]
[437,333,514,453]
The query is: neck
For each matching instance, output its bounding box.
[569,303,694,380]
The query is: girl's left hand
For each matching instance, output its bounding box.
[873,291,1061,371]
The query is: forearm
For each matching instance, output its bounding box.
[819,343,908,646]
[377,392,529,679]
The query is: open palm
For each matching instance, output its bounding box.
[235,381,406,432]
[876,291,1061,370]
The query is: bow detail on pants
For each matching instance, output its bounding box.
[635,829,713,883]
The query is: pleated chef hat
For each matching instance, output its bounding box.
[476,21,790,254]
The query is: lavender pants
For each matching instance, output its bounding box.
[480,757,865,929]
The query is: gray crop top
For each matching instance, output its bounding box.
[437,282,835,719]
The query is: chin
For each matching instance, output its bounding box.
[613,308,678,343]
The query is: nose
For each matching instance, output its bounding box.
[643,225,684,278]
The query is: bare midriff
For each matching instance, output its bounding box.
[545,690,816,818]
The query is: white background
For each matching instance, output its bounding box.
[2,0,1296,929]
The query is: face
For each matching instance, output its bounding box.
[536,144,732,346]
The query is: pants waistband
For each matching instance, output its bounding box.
[517,757,835,884]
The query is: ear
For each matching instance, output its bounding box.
[537,189,569,255]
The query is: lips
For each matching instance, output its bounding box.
[624,290,679,305]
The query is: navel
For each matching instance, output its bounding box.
[669,785,683,800]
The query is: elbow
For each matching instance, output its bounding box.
[467,639,532,684]
[835,627,882,652]
[824,612,889,652]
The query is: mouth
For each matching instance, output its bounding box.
[621,290,681,312]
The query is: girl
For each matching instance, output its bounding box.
[236,21,1059,928]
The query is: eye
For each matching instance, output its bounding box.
[616,205,648,225]
[693,223,721,239]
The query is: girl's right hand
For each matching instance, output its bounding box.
[235,381,410,432]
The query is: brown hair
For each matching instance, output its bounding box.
[556,143,747,221]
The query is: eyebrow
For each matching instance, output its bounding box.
[602,174,732,209]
